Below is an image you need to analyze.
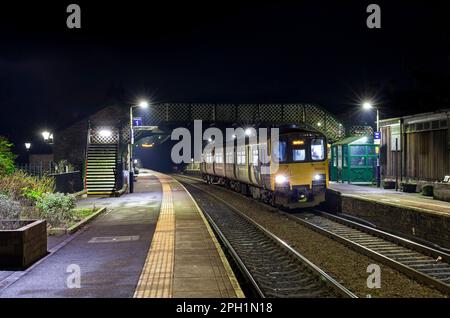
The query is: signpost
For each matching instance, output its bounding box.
[374,131,381,145]
[374,131,381,187]
[133,117,142,127]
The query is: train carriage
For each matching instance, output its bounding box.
[201,128,328,209]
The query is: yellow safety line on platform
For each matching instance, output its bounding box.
[174,178,245,298]
[134,176,175,298]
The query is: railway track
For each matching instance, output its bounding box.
[291,211,450,294]
[177,174,450,295]
[176,175,356,298]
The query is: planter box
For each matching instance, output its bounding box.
[0,220,47,269]
[383,181,396,189]
[401,183,417,193]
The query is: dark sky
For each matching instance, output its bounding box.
[1,1,450,155]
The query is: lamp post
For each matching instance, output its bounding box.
[41,131,54,144]
[363,102,381,187]
[129,100,149,193]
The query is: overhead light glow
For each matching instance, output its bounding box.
[99,129,112,137]
[292,140,305,146]
[141,143,154,148]
[138,100,149,108]
[25,142,31,150]
[42,131,51,140]
[245,128,253,136]
[363,102,373,110]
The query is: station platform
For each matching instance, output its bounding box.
[329,182,450,217]
[0,170,242,298]
[328,182,450,249]
[133,171,243,298]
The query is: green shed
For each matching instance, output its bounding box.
[330,136,377,184]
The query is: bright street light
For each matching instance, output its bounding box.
[362,102,373,110]
[129,99,149,193]
[42,131,51,141]
[138,100,149,108]
[25,142,31,151]
[99,129,112,137]
[362,101,381,188]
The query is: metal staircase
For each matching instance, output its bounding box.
[85,144,118,195]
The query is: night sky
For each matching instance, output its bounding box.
[1,1,450,158]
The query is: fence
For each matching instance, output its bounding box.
[15,162,58,178]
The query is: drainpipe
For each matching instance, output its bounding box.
[400,118,404,183]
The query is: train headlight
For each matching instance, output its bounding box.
[314,174,323,181]
[275,175,288,184]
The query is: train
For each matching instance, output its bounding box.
[200,128,329,209]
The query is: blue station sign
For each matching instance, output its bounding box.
[374,131,381,145]
[133,117,143,127]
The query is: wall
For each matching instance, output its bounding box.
[325,189,450,249]
[381,126,449,182]
[53,105,128,169]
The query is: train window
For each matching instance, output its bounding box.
[275,141,287,163]
[236,146,246,165]
[251,145,259,166]
[293,149,306,162]
[215,148,224,163]
[311,139,325,161]
[225,147,234,164]
[259,144,268,165]
[205,152,213,163]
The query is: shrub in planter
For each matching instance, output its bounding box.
[36,193,76,227]
[422,185,434,197]
[0,194,21,220]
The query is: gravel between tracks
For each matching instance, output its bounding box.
[182,178,446,298]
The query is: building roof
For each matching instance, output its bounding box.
[379,109,450,126]
[332,135,372,146]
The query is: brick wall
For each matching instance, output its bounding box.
[54,105,128,169]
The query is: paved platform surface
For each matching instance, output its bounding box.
[0,170,242,298]
[330,182,450,217]
[134,171,243,298]
[0,173,161,297]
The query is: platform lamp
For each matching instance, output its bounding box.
[129,100,149,193]
[41,131,54,144]
[362,102,381,188]
[25,142,31,151]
